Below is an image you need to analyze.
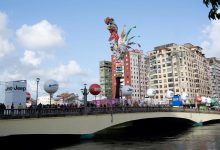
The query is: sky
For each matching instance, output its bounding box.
[0,0,220,101]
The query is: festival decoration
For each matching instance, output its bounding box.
[104,17,141,77]
[195,95,202,102]
[26,92,31,101]
[89,84,101,95]
[181,92,189,100]
[166,90,174,98]
[121,85,133,96]
[104,17,140,99]
[146,88,156,97]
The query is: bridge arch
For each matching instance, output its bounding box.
[1,111,220,136]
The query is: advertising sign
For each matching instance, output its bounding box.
[172,95,182,107]
[5,80,27,108]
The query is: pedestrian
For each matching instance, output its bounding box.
[18,103,23,115]
[11,103,14,115]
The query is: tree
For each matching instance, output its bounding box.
[203,0,220,20]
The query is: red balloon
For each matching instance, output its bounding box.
[89,84,101,95]
[195,96,202,102]
[26,92,31,101]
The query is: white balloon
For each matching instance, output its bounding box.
[181,92,189,100]
[53,97,60,101]
[121,85,133,96]
[44,79,59,94]
[166,90,174,98]
[201,96,206,103]
[147,88,156,97]
[206,97,211,104]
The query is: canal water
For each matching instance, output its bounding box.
[1,119,220,150]
[58,124,220,150]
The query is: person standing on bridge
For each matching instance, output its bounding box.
[11,103,14,115]
[18,103,23,115]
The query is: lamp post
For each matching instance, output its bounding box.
[36,78,40,106]
[81,84,89,115]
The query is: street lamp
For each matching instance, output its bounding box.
[81,84,89,115]
[36,78,40,106]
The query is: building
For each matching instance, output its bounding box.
[208,57,220,98]
[38,95,56,105]
[112,50,147,100]
[146,43,211,104]
[99,60,112,99]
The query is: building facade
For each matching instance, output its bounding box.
[208,57,220,98]
[146,43,211,104]
[112,50,147,100]
[99,60,112,99]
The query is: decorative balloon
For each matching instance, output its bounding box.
[201,96,206,103]
[195,95,202,102]
[44,79,59,95]
[26,92,31,101]
[146,88,156,97]
[121,85,133,96]
[166,90,174,98]
[89,84,101,95]
[53,96,61,101]
[181,92,189,100]
[206,97,211,104]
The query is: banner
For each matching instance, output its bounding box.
[5,80,27,108]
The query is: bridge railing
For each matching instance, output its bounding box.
[0,106,220,119]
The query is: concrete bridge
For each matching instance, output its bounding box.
[1,107,220,137]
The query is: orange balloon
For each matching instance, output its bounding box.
[195,96,202,102]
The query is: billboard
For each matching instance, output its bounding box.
[172,95,182,107]
[5,80,27,109]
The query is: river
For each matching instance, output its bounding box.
[57,124,220,150]
[1,122,220,149]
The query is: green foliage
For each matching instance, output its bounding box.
[203,0,220,20]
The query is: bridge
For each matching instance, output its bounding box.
[1,107,220,137]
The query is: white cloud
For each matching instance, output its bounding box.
[0,12,15,58]
[47,60,85,82]
[0,37,15,57]
[20,50,41,66]
[16,20,65,50]
[201,21,220,58]
[0,12,7,32]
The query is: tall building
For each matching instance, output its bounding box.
[146,43,211,104]
[112,50,147,100]
[99,60,112,99]
[208,57,220,98]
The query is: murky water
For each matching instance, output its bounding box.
[57,124,220,150]
[1,120,220,150]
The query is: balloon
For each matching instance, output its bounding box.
[181,92,189,100]
[166,90,174,98]
[89,84,101,95]
[121,85,133,96]
[195,96,202,102]
[211,98,217,105]
[26,92,31,101]
[206,97,211,104]
[201,96,206,103]
[147,88,156,97]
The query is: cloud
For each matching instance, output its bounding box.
[201,21,220,58]
[0,12,7,32]
[20,50,41,66]
[16,20,65,50]
[46,60,85,82]
[0,12,15,58]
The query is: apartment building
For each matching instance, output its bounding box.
[99,60,112,99]
[146,43,211,103]
[208,57,220,98]
[112,49,147,100]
